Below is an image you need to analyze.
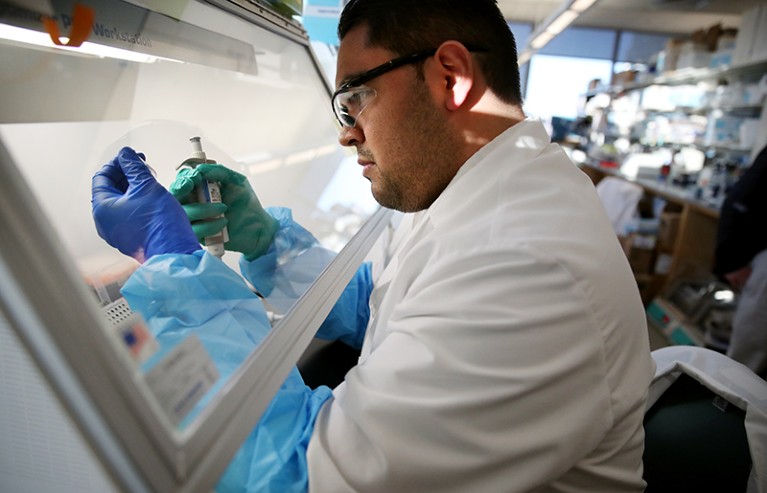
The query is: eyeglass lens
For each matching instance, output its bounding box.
[333,86,376,128]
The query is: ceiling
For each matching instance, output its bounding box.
[496,0,764,35]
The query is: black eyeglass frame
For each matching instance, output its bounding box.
[334,50,437,95]
[331,46,488,127]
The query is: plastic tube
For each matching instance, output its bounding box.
[179,137,229,257]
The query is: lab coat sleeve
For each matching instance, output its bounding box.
[307,246,647,492]
[239,207,373,349]
[121,251,332,493]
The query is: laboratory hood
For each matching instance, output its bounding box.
[0,1,393,491]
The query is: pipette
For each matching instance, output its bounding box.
[178,137,229,257]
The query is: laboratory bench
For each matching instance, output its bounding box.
[580,159,720,291]
[579,160,735,350]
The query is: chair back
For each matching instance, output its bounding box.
[644,346,767,493]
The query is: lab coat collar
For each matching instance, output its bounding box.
[423,117,552,230]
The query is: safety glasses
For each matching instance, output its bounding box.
[331,49,438,128]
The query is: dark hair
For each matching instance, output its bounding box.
[338,0,522,105]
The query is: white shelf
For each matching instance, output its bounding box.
[586,58,767,98]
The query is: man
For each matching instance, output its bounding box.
[715,145,767,378]
[91,0,654,491]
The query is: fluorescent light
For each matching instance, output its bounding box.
[545,9,579,35]
[530,31,555,49]
[521,0,601,60]
[0,23,167,64]
[517,50,532,66]
[570,0,598,12]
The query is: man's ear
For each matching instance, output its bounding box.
[432,41,476,111]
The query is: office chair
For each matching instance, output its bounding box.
[643,346,767,493]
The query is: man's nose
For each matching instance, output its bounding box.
[338,124,364,147]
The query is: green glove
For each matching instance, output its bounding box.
[170,164,279,260]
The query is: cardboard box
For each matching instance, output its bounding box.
[691,23,722,52]
[620,234,656,275]
[659,39,686,73]
[636,274,652,305]
[611,70,637,86]
[630,247,655,274]
[636,274,667,306]
[716,29,738,51]
[658,212,681,251]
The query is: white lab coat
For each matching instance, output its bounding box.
[307,119,655,492]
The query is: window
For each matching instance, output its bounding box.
[522,26,674,127]
[539,27,616,59]
[616,31,673,64]
[523,26,615,122]
[508,21,533,97]
[524,54,613,121]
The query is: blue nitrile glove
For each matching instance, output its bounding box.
[170,164,279,261]
[91,147,201,263]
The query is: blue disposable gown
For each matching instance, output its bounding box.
[122,208,371,492]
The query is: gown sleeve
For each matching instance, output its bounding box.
[239,207,373,349]
[122,250,332,492]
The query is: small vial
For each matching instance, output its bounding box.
[178,137,229,257]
